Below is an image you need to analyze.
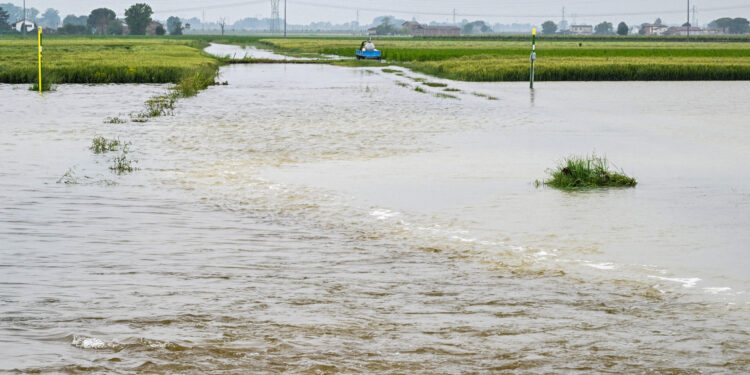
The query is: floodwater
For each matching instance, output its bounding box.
[1,44,749,373]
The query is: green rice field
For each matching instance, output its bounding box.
[0,37,218,84]
[261,38,750,81]
[1,35,750,83]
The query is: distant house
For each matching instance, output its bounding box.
[121,21,130,35]
[665,26,717,36]
[11,19,36,33]
[569,25,593,35]
[146,21,164,35]
[368,27,377,36]
[402,21,460,36]
[642,24,668,35]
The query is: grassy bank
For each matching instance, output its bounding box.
[0,36,218,84]
[261,38,750,81]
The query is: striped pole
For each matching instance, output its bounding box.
[530,28,536,89]
[38,26,43,93]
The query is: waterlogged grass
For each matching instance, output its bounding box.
[262,38,750,81]
[110,153,135,174]
[0,37,218,84]
[90,137,124,154]
[423,82,448,87]
[105,116,127,124]
[414,86,427,93]
[434,92,458,100]
[540,155,637,190]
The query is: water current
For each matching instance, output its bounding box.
[0,44,748,373]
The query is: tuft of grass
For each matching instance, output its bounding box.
[472,92,499,100]
[29,80,53,92]
[382,68,400,73]
[90,137,124,154]
[444,88,461,92]
[105,116,127,124]
[142,95,176,117]
[110,153,136,174]
[434,92,459,99]
[173,66,218,98]
[423,82,448,87]
[414,86,427,93]
[395,81,410,88]
[539,154,637,190]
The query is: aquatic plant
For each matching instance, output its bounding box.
[434,92,458,99]
[540,154,637,190]
[395,82,410,88]
[423,82,448,87]
[414,86,427,93]
[382,68,400,73]
[29,80,53,92]
[173,66,218,98]
[105,117,127,124]
[90,137,124,154]
[143,95,176,117]
[443,88,461,92]
[472,92,499,100]
[110,153,135,174]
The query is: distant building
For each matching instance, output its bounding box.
[569,25,593,35]
[642,24,668,35]
[121,21,130,35]
[368,27,377,36]
[12,19,36,33]
[146,21,164,35]
[402,21,460,36]
[665,26,718,36]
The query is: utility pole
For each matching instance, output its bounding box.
[284,0,287,37]
[687,0,690,41]
[22,0,26,37]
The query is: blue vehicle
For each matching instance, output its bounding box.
[356,49,382,60]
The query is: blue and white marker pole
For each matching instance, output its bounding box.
[530,28,536,89]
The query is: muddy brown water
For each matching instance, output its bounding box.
[0,46,748,373]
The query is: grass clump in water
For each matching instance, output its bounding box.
[382,68,400,73]
[90,137,124,154]
[540,154,637,190]
[444,88,461,92]
[105,117,127,124]
[434,92,459,99]
[110,153,135,174]
[423,82,448,87]
[414,86,427,93]
[173,67,217,98]
[29,80,53,92]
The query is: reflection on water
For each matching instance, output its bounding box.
[0,60,749,373]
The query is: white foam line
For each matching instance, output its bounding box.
[649,276,701,288]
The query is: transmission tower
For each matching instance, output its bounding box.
[270,0,280,33]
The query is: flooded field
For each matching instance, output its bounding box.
[1,45,749,373]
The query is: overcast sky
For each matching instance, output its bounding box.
[12,0,750,26]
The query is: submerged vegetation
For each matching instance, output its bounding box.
[423,82,448,87]
[90,136,124,153]
[110,153,135,174]
[540,155,637,190]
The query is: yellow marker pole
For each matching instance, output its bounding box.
[530,28,536,89]
[37,26,43,93]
